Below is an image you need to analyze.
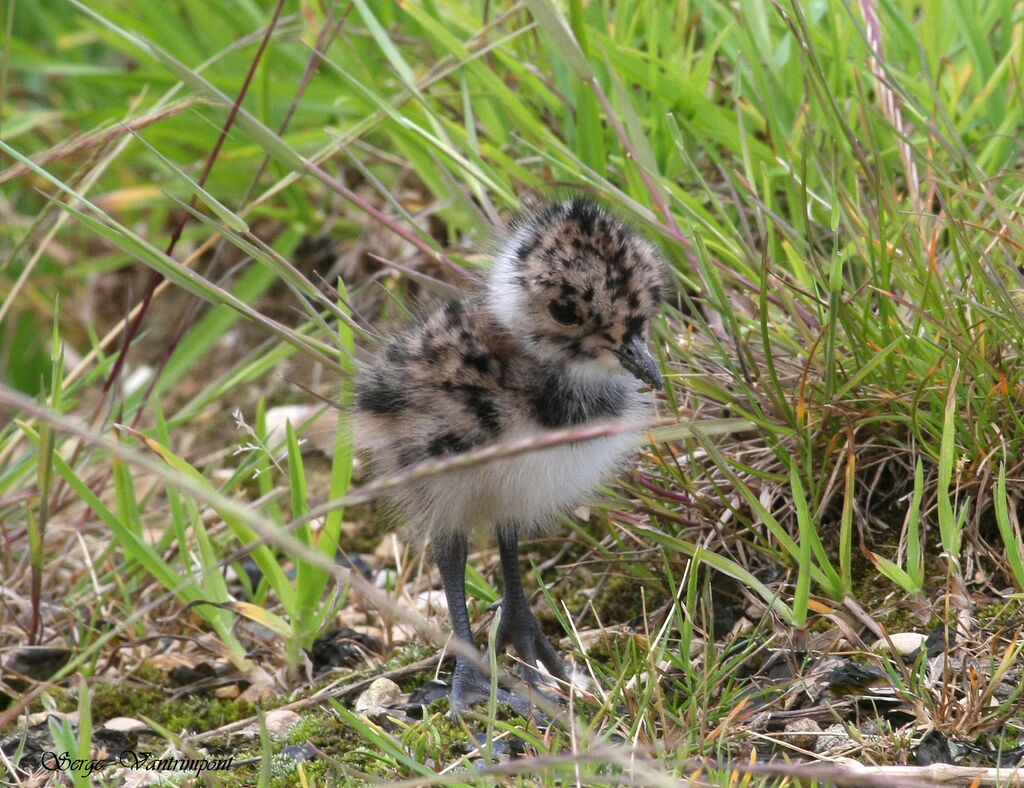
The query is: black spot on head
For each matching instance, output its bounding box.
[356,374,408,414]
[577,245,600,267]
[463,352,490,374]
[624,314,645,339]
[421,342,442,363]
[427,432,470,457]
[566,198,597,235]
[581,285,595,302]
[607,274,628,299]
[627,291,640,309]
[608,244,627,270]
[610,260,632,287]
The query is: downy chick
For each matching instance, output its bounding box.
[354,197,666,713]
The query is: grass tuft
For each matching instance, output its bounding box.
[2,0,1023,784]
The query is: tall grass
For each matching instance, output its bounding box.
[2,0,1022,783]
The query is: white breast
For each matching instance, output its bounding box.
[421,431,642,538]
[424,380,652,539]
[493,431,641,522]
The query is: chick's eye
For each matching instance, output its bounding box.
[547,299,582,326]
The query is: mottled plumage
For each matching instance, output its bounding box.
[354,197,667,713]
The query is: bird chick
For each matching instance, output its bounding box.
[354,197,666,714]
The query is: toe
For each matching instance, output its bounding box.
[503,621,568,687]
[534,631,569,682]
[450,683,532,720]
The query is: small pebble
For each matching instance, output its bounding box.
[782,718,821,751]
[355,677,403,711]
[871,632,927,656]
[264,709,301,735]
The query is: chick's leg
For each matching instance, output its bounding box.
[433,532,529,716]
[495,524,568,687]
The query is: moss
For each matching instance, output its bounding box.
[271,759,328,787]
[975,600,1019,629]
[87,681,165,724]
[279,711,332,745]
[591,571,663,624]
[385,641,435,668]
[49,686,77,714]
[87,678,255,733]
[394,671,436,694]
[198,705,398,784]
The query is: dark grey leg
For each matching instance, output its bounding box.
[432,532,529,717]
[433,532,474,646]
[496,524,569,686]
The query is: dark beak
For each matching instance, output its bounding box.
[613,335,662,389]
